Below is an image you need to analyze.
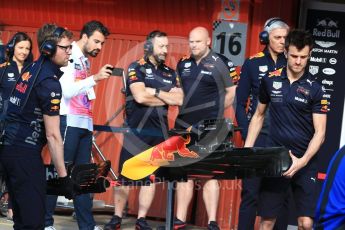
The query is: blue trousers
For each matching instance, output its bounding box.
[45,116,95,230]
[0,145,45,230]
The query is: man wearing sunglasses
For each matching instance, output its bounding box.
[45,20,112,230]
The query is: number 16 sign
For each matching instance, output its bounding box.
[212,20,247,66]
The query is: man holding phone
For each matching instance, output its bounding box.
[45,20,112,230]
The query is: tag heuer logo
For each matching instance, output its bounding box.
[273,81,282,90]
[259,65,268,73]
[309,65,319,75]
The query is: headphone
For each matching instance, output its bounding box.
[40,27,66,57]
[6,34,18,57]
[259,18,285,45]
[144,30,162,55]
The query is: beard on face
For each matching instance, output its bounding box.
[153,53,166,64]
[87,49,100,57]
[83,42,100,57]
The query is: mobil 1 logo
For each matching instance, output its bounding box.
[212,20,247,66]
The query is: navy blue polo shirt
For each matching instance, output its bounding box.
[0,61,21,114]
[0,45,5,64]
[3,56,63,151]
[175,51,238,128]
[259,67,328,157]
[125,57,178,139]
[236,48,286,139]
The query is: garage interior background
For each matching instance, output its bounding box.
[1,0,326,228]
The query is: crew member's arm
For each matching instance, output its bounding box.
[224,85,236,109]
[283,113,326,178]
[244,73,270,147]
[283,85,328,178]
[218,56,239,109]
[38,77,68,178]
[145,86,183,106]
[128,63,183,106]
[244,102,267,147]
[235,60,252,140]
[60,62,112,99]
[44,114,67,177]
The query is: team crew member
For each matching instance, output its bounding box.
[104,30,183,230]
[174,26,238,230]
[45,20,111,230]
[236,18,289,230]
[245,29,327,230]
[0,31,33,220]
[314,145,345,229]
[0,23,74,230]
[0,32,33,116]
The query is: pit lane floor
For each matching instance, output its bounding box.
[0,210,206,230]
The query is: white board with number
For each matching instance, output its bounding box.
[212,20,247,66]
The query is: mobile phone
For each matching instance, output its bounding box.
[106,66,124,76]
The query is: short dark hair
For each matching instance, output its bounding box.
[37,24,73,48]
[80,20,110,39]
[285,29,314,51]
[146,30,167,41]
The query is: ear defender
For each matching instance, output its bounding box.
[40,27,66,57]
[6,33,20,57]
[144,30,161,55]
[259,18,285,45]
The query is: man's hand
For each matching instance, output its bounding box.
[169,87,183,93]
[57,176,80,200]
[283,151,307,178]
[93,64,113,82]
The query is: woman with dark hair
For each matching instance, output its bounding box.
[0,31,33,221]
[0,32,33,109]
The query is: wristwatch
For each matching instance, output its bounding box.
[154,88,160,97]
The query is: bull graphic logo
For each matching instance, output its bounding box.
[328,20,338,28]
[316,19,327,27]
[316,18,338,28]
[150,135,199,162]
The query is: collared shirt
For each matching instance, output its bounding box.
[175,50,238,128]
[0,60,32,115]
[259,67,328,157]
[125,57,178,140]
[59,41,96,131]
[3,56,63,150]
[236,48,286,139]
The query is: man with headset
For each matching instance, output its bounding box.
[236,17,289,230]
[44,20,112,230]
[103,30,183,230]
[0,23,74,229]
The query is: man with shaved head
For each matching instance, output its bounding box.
[174,26,238,230]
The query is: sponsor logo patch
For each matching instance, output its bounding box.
[184,62,191,68]
[329,58,337,65]
[259,65,268,72]
[309,65,319,75]
[315,40,336,48]
[322,68,336,75]
[51,99,60,104]
[273,81,282,90]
